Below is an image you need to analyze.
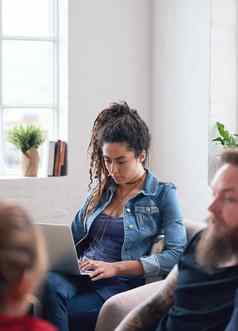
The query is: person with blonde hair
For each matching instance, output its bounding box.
[0,200,57,331]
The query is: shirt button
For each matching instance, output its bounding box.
[126,208,131,213]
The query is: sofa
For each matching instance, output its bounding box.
[95,219,206,331]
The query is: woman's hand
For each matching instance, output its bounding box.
[79,259,119,281]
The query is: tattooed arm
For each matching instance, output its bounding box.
[115,265,178,331]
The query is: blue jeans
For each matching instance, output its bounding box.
[41,272,143,331]
[41,273,104,331]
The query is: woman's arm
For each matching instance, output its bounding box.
[140,186,187,278]
[115,265,178,331]
[79,184,186,280]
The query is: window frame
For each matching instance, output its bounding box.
[0,0,67,177]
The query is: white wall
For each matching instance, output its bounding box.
[0,0,152,224]
[151,0,210,221]
[210,0,238,132]
[0,0,211,223]
[208,0,238,183]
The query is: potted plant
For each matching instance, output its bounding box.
[209,121,238,183]
[7,125,45,176]
[212,121,238,147]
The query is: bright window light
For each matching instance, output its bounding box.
[0,0,68,177]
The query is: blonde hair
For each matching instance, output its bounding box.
[0,201,47,303]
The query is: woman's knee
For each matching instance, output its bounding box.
[42,272,77,301]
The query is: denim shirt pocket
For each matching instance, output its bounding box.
[134,205,160,233]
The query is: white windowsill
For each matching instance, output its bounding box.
[0,175,67,180]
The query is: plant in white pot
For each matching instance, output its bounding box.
[209,121,238,183]
[212,122,238,147]
[7,125,45,177]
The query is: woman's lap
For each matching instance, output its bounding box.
[41,272,104,331]
[41,272,143,331]
[68,289,104,331]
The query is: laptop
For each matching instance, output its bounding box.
[37,223,90,278]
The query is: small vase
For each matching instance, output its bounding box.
[22,148,40,177]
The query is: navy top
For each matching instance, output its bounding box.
[81,212,144,300]
[156,231,238,331]
[225,289,238,331]
[82,213,124,262]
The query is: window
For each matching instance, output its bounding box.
[0,0,67,176]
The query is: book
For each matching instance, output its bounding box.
[48,141,57,177]
[48,140,68,177]
[60,141,67,176]
[53,140,62,176]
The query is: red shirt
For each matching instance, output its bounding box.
[0,314,57,331]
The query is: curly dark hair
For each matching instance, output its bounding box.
[86,102,151,214]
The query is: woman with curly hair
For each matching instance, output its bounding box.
[42,102,186,331]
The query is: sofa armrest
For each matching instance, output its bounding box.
[150,235,165,255]
[184,219,206,241]
[95,280,164,331]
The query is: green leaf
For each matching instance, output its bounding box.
[212,122,238,148]
[212,137,224,145]
[7,125,45,153]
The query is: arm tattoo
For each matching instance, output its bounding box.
[115,266,178,331]
[119,294,172,331]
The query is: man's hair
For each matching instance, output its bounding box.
[0,201,47,303]
[220,149,238,167]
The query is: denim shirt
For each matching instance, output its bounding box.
[71,170,187,278]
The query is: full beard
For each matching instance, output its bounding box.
[196,216,238,273]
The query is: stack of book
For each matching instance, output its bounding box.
[48,140,67,176]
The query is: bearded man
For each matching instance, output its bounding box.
[111,149,238,331]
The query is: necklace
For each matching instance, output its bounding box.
[104,172,146,217]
